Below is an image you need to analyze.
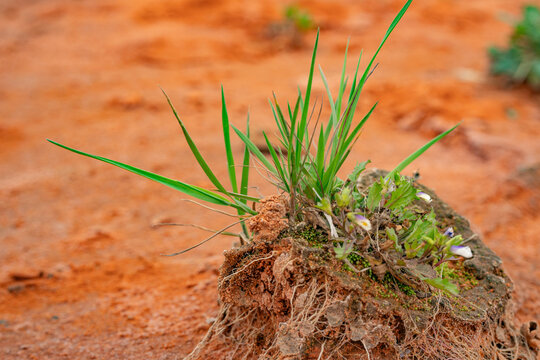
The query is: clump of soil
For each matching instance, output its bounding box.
[186,171,538,360]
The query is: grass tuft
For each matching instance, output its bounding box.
[48,0,471,297]
[489,5,540,90]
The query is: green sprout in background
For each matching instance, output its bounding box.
[49,0,469,296]
[489,4,540,90]
[284,4,316,32]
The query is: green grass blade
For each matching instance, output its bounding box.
[231,198,257,215]
[362,0,413,85]
[346,0,413,127]
[269,101,289,147]
[227,192,260,202]
[296,29,320,171]
[319,65,339,131]
[335,38,350,119]
[238,114,252,237]
[240,113,251,199]
[327,53,361,157]
[342,102,378,150]
[231,125,277,176]
[299,29,320,131]
[161,89,228,195]
[347,51,362,105]
[221,87,238,194]
[291,92,301,124]
[315,125,326,179]
[287,101,293,121]
[263,132,290,192]
[47,139,233,207]
[290,91,301,146]
[386,123,459,180]
[272,94,290,140]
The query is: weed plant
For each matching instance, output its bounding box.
[284,5,316,32]
[49,0,471,296]
[489,5,540,90]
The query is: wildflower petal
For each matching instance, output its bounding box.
[353,214,372,231]
[450,245,473,259]
[443,227,454,238]
[417,191,432,203]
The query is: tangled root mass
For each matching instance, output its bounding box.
[186,174,537,360]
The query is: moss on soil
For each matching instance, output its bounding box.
[186,171,537,360]
[298,225,326,248]
[439,262,479,291]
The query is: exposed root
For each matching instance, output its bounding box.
[185,187,537,359]
[184,305,229,360]
[184,235,536,359]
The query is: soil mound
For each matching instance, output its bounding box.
[186,171,537,360]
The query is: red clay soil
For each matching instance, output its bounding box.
[0,0,538,358]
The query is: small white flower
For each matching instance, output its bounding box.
[417,191,432,203]
[353,214,372,231]
[443,227,454,237]
[450,245,473,259]
[385,179,396,193]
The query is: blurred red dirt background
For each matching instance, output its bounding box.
[0,0,539,358]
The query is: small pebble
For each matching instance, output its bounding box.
[7,283,25,294]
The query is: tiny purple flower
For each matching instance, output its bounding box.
[443,227,454,238]
[417,191,432,203]
[386,180,396,193]
[353,214,372,231]
[450,245,473,259]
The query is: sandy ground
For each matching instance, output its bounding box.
[0,0,539,358]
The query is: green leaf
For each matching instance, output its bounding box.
[386,123,459,181]
[271,94,290,142]
[335,38,350,122]
[231,125,277,177]
[161,89,228,195]
[240,114,251,200]
[344,0,413,128]
[488,4,540,90]
[296,29,320,175]
[226,191,260,203]
[348,160,370,182]
[315,197,332,215]
[47,139,234,208]
[319,65,339,130]
[263,131,289,192]
[300,29,320,129]
[422,277,459,296]
[335,186,351,208]
[366,180,383,211]
[385,179,417,210]
[342,102,378,151]
[333,244,351,260]
[221,87,238,194]
[386,227,401,252]
[315,125,326,179]
[237,114,253,237]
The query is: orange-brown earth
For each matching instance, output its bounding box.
[0,0,538,358]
